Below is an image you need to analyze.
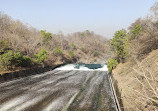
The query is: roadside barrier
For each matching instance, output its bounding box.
[109,73,124,111]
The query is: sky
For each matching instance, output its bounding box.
[0,0,157,38]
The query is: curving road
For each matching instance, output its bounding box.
[0,69,117,111]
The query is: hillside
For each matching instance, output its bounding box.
[0,12,111,73]
[113,49,158,111]
[107,2,158,111]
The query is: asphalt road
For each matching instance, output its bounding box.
[0,69,117,111]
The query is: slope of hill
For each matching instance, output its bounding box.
[112,49,158,111]
[108,3,158,110]
[0,12,110,73]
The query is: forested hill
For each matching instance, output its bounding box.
[107,2,158,110]
[0,12,111,73]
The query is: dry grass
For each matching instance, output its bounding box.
[112,49,158,111]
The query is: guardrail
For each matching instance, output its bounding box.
[108,73,124,111]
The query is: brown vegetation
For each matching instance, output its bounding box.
[128,17,158,60]
[110,2,158,111]
[0,12,110,73]
[113,49,158,111]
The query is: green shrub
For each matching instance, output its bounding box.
[0,50,13,69]
[71,43,76,49]
[110,29,127,62]
[40,30,52,44]
[0,50,32,69]
[53,48,63,56]
[0,40,8,48]
[34,49,48,64]
[0,40,9,54]
[80,32,85,37]
[107,58,118,73]
[69,51,74,57]
[18,56,32,67]
[129,24,142,40]
[93,51,100,57]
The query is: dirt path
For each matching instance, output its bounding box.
[0,70,117,111]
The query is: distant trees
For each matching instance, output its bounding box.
[40,30,52,44]
[129,24,142,40]
[53,47,63,56]
[0,12,41,56]
[0,12,110,70]
[151,2,158,19]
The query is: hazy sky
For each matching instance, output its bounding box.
[0,0,157,38]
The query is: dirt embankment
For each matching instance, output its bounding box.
[112,49,158,111]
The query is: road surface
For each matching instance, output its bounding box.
[0,66,117,111]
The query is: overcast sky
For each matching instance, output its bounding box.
[0,0,157,38]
